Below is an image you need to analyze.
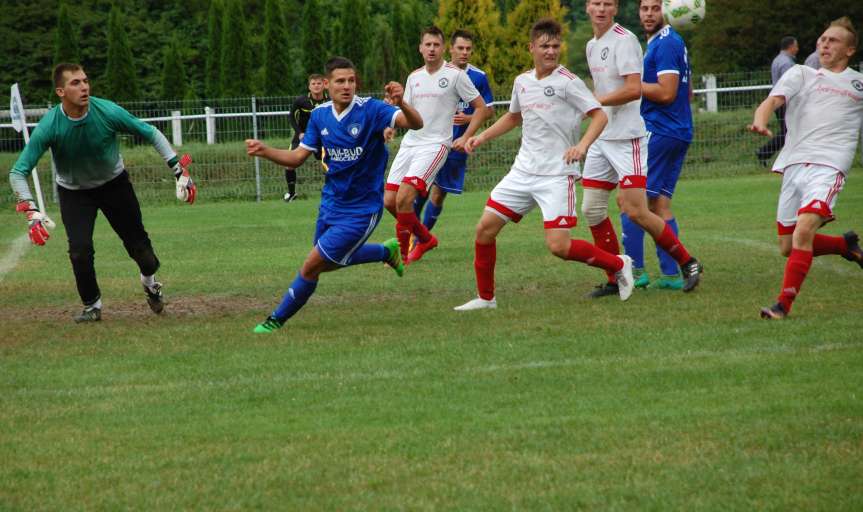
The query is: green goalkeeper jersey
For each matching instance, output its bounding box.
[9,96,176,195]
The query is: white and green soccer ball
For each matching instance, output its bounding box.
[662,0,706,31]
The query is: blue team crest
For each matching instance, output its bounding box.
[438,78,449,88]
[852,80,863,92]
[347,123,362,138]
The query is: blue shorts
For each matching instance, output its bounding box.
[433,157,467,194]
[646,133,690,199]
[314,208,382,266]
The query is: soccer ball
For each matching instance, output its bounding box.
[662,0,706,31]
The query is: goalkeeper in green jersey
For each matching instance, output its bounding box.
[8,63,197,323]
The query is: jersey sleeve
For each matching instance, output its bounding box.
[655,38,683,76]
[299,110,321,152]
[565,77,602,115]
[403,74,414,105]
[508,79,521,114]
[617,35,644,76]
[10,121,51,178]
[477,73,494,105]
[455,70,481,104]
[105,101,177,165]
[770,65,805,101]
[372,99,400,132]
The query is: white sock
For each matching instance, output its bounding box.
[89,298,103,310]
[141,274,156,288]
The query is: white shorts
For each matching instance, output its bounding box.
[776,163,846,235]
[485,170,578,229]
[386,143,450,196]
[582,137,648,190]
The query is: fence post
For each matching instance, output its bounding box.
[171,110,183,146]
[703,74,718,113]
[205,106,216,144]
[46,102,58,204]
[252,96,262,202]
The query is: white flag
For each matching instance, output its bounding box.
[10,83,25,133]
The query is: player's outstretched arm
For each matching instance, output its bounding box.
[385,81,423,130]
[453,97,490,152]
[465,112,522,154]
[246,139,313,168]
[564,108,608,164]
[597,73,642,106]
[748,96,785,137]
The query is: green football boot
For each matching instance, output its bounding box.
[649,274,685,290]
[382,238,404,277]
[253,316,284,334]
[633,269,650,289]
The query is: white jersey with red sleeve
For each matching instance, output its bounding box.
[509,66,602,177]
[586,23,647,141]
[770,64,863,174]
[401,62,482,148]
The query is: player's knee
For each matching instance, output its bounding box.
[383,193,397,214]
[128,241,160,275]
[68,245,95,269]
[395,189,417,212]
[475,221,498,244]
[545,237,570,259]
[582,190,610,226]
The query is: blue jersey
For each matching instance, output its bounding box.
[449,64,494,162]
[301,97,399,215]
[641,25,693,143]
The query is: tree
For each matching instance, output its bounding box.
[161,37,187,100]
[103,4,139,101]
[53,2,80,66]
[221,0,250,97]
[435,0,503,90]
[205,0,224,98]
[301,0,327,76]
[337,0,371,77]
[496,0,569,87]
[263,0,290,96]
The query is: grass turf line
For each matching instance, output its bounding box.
[0,173,861,510]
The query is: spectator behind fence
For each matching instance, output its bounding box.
[757,36,798,167]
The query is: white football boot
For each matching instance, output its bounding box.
[615,255,634,301]
[453,297,497,311]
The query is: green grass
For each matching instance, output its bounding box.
[1,174,862,510]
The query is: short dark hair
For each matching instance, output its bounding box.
[324,57,355,77]
[420,25,445,43]
[530,18,562,42]
[451,29,474,45]
[780,36,797,50]
[53,63,83,88]
[308,73,325,82]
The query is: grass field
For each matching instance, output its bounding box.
[1,173,862,510]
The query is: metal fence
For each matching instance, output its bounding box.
[0,70,799,205]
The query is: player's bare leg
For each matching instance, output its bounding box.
[455,211,505,311]
[618,187,702,292]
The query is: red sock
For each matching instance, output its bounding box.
[567,240,623,273]
[654,223,691,265]
[812,234,847,256]
[412,215,432,244]
[777,248,813,313]
[475,241,496,300]
[589,217,619,283]
[395,213,414,260]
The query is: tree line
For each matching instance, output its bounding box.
[1,0,860,104]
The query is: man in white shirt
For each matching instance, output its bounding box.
[384,26,487,265]
[749,17,863,319]
[581,0,702,298]
[453,18,633,311]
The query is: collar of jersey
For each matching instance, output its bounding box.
[330,96,356,122]
[532,65,564,81]
[60,103,89,122]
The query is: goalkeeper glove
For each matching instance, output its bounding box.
[15,200,50,246]
[172,154,197,204]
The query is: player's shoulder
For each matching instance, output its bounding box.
[89,96,121,112]
[555,66,579,81]
[312,100,333,111]
[612,23,638,41]
[466,64,487,77]
[353,96,382,109]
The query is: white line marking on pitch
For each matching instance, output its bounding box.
[0,234,30,284]
[709,235,855,276]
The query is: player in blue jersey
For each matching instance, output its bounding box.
[410,29,494,263]
[620,0,694,290]
[244,57,423,333]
